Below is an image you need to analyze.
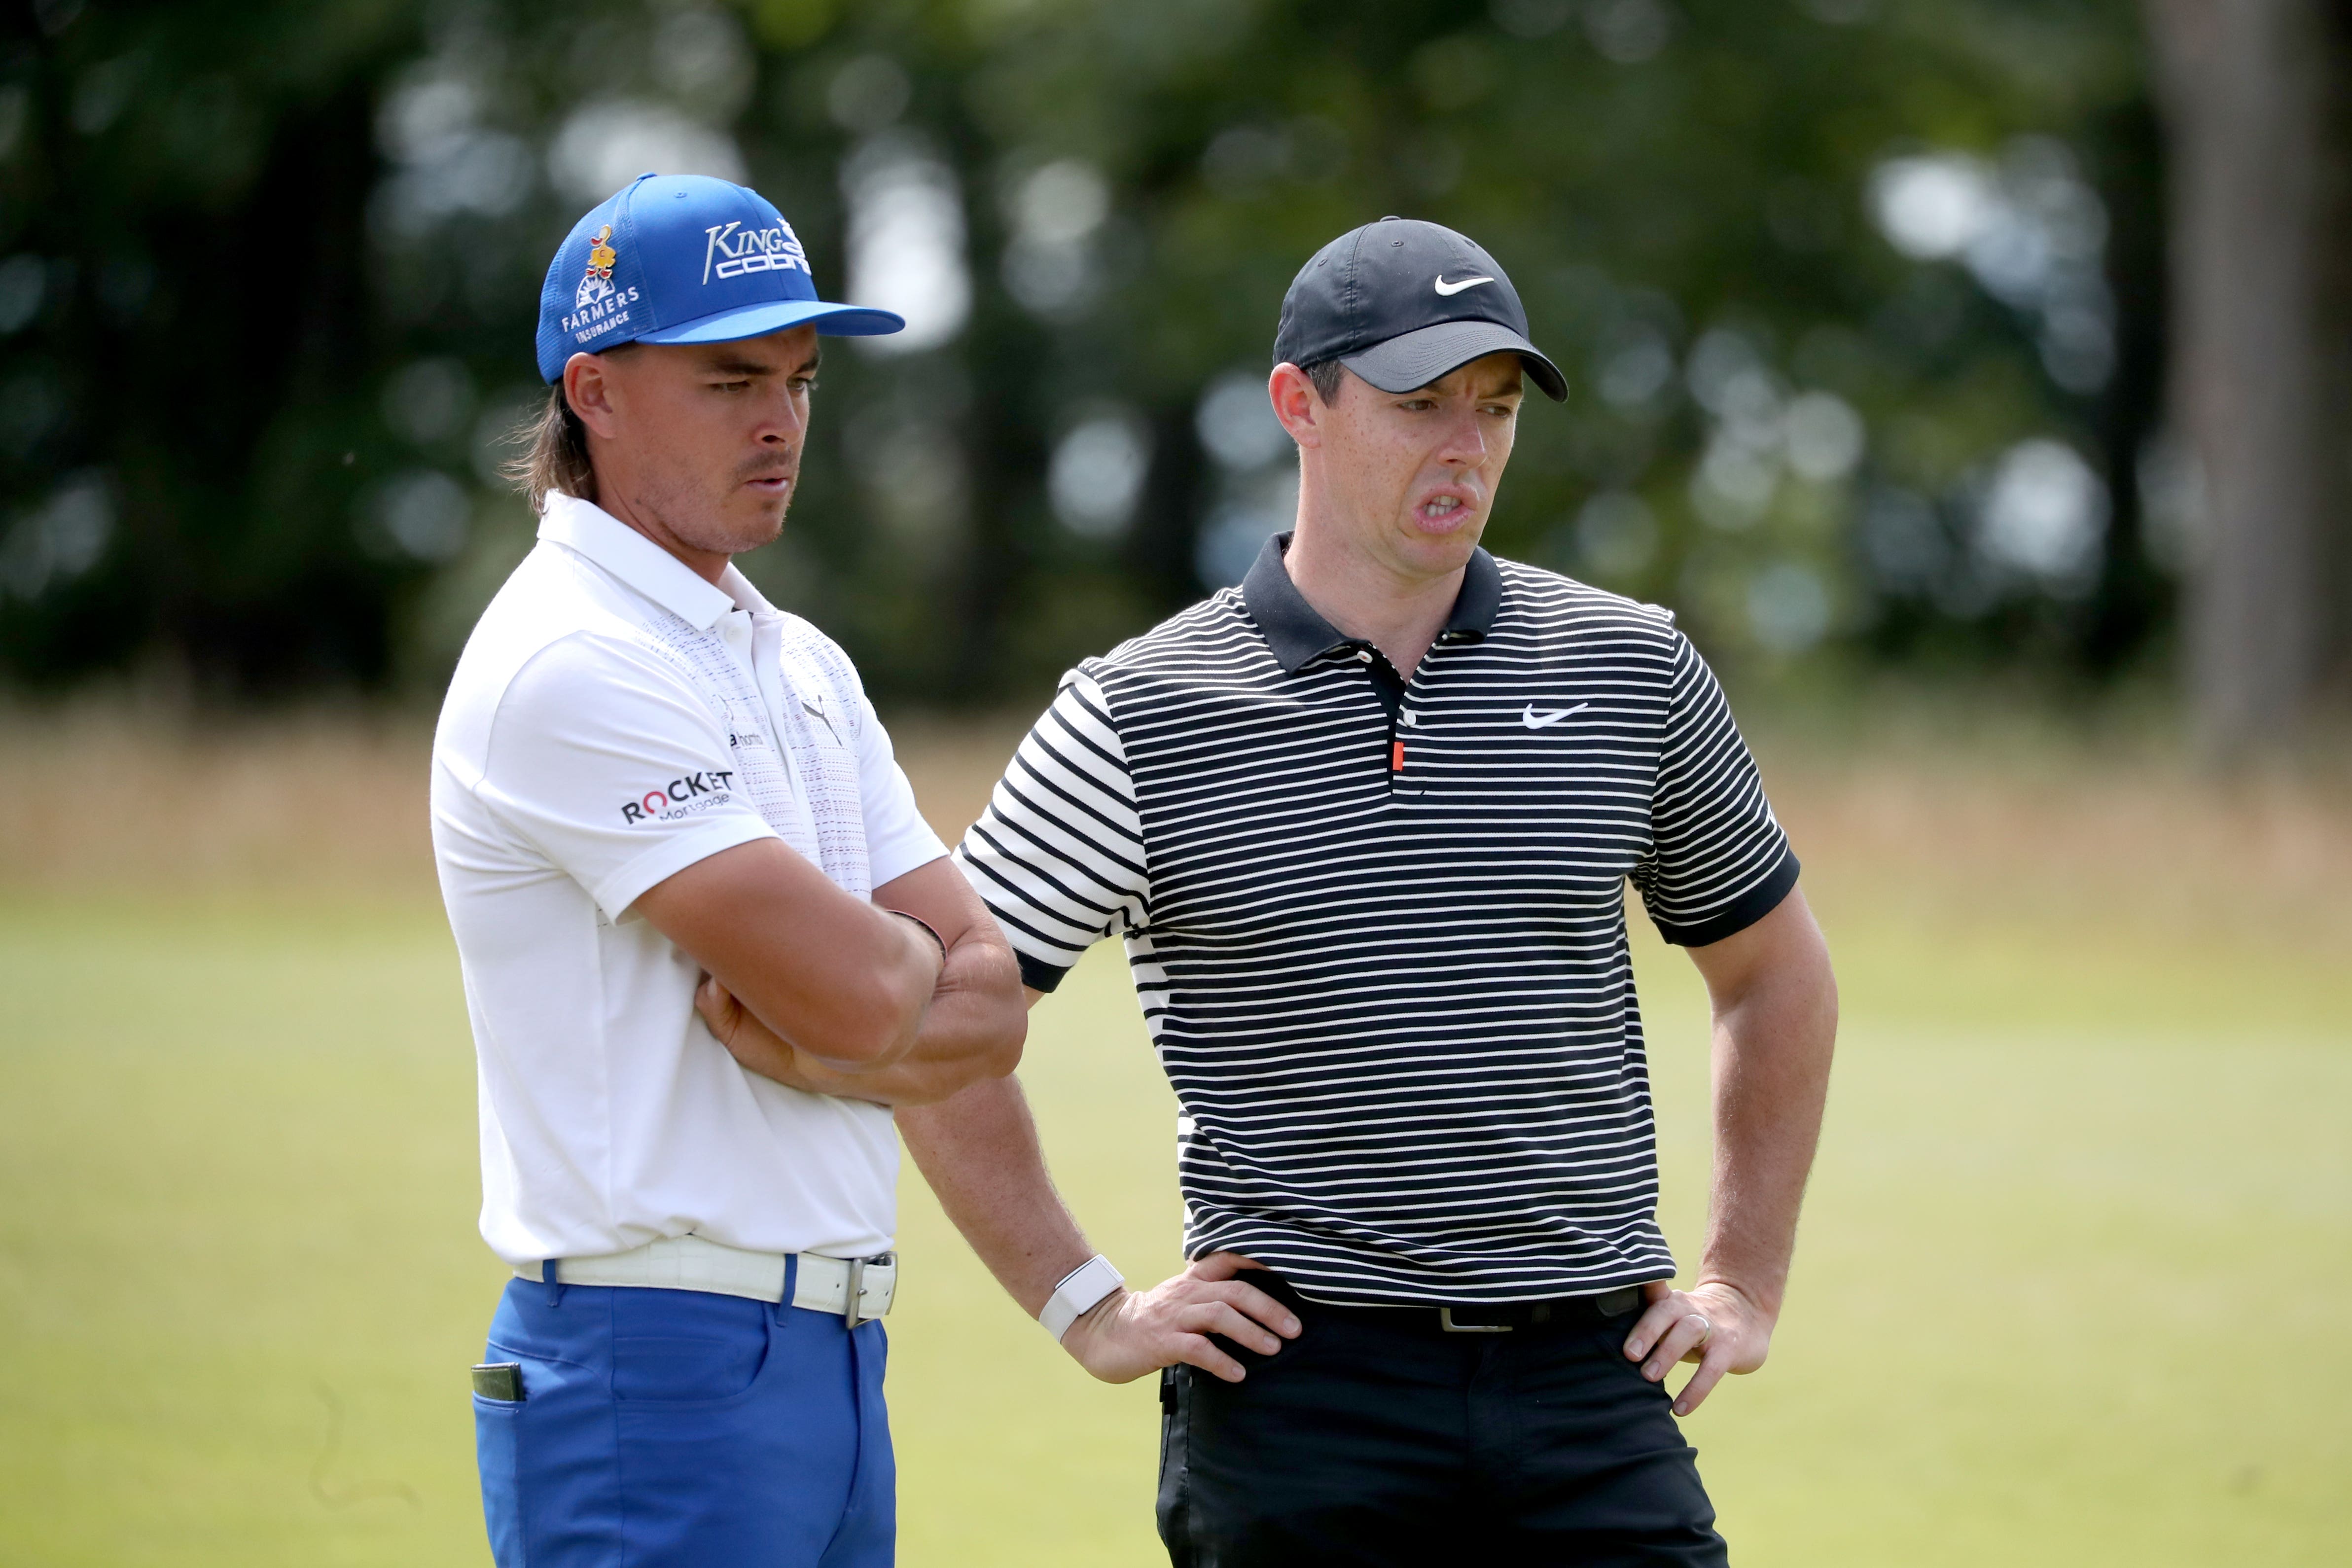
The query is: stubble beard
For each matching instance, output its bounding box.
[634,450,796,558]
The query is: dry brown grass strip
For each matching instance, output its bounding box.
[0,704,441,898]
[1764,739,2352,950]
[2,701,2344,954]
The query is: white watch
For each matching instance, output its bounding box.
[1038,1254,1126,1341]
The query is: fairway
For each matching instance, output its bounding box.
[1,713,2349,1565]
[1,864,2345,1564]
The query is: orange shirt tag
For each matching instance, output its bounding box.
[1390,740,1405,772]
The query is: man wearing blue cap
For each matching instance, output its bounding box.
[826,216,1835,1562]
[429,173,1028,1567]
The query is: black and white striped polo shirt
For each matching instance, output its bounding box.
[956,534,1798,1306]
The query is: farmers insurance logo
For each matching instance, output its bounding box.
[562,222,641,345]
[702,220,810,284]
[619,769,737,824]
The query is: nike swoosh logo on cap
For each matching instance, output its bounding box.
[1434,274,1496,296]
[1522,702,1590,729]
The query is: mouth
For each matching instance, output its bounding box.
[745,474,793,496]
[1412,490,1477,532]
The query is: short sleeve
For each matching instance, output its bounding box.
[475,633,779,922]
[1630,634,1799,946]
[953,671,1148,993]
[852,694,949,890]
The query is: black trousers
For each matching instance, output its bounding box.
[1156,1280,1729,1566]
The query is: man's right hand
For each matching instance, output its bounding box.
[694,855,1025,1106]
[1059,1252,1302,1385]
[637,839,941,1071]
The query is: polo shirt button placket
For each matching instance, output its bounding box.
[1393,638,1457,801]
[1395,704,1425,798]
[1386,655,1421,800]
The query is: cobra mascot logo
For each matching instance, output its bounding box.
[577,224,618,309]
[560,222,642,345]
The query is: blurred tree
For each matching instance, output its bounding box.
[0,0,2181,707]
[2144,0,2352,753]
[0,1,429,693]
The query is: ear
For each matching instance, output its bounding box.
[564,352,622,440]
[1268,362,1326,451]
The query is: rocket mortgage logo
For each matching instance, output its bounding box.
[620,769,738,824]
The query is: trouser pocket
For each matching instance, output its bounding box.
[473,1331,617,1567]
[1156,1365,1193,1567]
[474,1393,524,1567]
[611,1331,769,1405]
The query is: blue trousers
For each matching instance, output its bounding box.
[474,1272,893,1567]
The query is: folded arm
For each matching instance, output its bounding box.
[693,855,1027,1102]
[634,837,942,1070]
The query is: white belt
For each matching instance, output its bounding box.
[516,1234,897,1325]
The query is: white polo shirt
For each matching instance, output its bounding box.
[430,493,946,1268]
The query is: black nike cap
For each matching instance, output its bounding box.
[1272,216,1567,401]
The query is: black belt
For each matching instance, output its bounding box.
[1316,1283,1646,1335]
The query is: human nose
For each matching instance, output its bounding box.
[1435,404,1488,466]
[757,384,808,445]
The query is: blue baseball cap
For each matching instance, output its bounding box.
[535,173,903,383]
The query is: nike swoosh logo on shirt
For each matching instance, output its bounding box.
[1522,702,1590,729]
[1434,274,1496,296]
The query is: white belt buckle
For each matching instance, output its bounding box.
[845,1250,894,1328]
[1439,1307,1511,1334]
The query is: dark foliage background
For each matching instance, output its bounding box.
[0,0,2164,705]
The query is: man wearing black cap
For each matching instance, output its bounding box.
[715,217,1839,1562]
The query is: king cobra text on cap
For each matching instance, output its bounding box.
[535,173,902,383]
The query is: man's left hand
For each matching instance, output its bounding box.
[1622,1278,1774,1417]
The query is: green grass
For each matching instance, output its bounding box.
[0,889,2346,1565]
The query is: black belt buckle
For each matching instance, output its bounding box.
[1594,1284,1642,1318]
[1438,1285,1644,1334]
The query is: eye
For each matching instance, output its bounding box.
[1400,397,1438,412]
[712,379,752,393]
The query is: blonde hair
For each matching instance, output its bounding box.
[502,386,597,512]
[500,346,639,510]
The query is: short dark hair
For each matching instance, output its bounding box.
[502,345,639,511]
[1300,359,1347,403]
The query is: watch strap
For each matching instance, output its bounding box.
[1038,1253,1125,1341]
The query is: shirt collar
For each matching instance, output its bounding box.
[1239,531,1502,674]
[538,492,777,630]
